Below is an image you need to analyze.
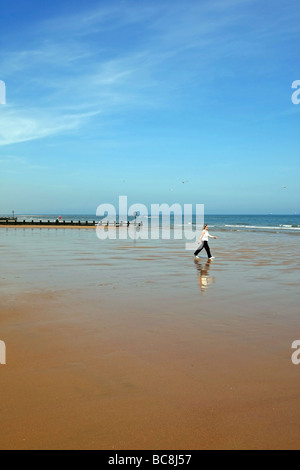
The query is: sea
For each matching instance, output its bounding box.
[5,213,300,235]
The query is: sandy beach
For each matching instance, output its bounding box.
[1,0,299,453]
[0,227,300,450]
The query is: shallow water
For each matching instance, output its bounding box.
[1,227,299,314]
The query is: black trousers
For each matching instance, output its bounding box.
[194,241,212,259]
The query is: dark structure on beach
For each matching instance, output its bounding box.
[0,211,17,223]
[0,218,143,228]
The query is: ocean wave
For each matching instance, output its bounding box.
[226,224,300,231]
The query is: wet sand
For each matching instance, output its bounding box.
[0,228,300,450]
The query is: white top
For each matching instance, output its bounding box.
[201,230,214,242]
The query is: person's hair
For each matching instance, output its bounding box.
[204,224,208,229]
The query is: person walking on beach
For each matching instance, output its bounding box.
[194,225,217,260]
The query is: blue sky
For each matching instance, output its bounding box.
[0,0,299,214]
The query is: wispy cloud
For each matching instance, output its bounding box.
[1,0,299,147]
[0,107,99,146]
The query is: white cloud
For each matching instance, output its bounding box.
[0,108,98,146]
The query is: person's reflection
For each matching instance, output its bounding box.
[194,259,215,294]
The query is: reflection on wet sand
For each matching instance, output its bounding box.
[194,259,215,294]
[1,229,300,450]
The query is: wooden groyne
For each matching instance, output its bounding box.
[0,219,143,228]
